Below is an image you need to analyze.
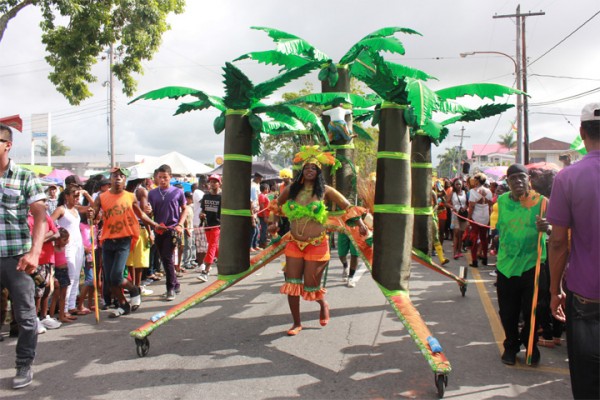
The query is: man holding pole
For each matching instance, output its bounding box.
[493,163,550,366]
[547,102,600,399]
[88,167,163,318]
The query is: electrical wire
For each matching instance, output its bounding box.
[530,86,600,106]
[528,9,600,66]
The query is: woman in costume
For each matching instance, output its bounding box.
[270,146,367,336]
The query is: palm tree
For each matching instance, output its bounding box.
[498,131,516,150]
[235,26,422,198]
[130,61,324,276]
[437,147,467,178]
[36,135,71,156]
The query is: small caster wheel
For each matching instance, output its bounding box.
[435,374,448,398]
[135,337,150,357]
[460,285,467,297]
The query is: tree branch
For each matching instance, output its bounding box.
[0,0,34,43]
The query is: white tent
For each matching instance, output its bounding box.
[128,151,212,179]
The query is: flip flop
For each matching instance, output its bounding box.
[75,308,92,315]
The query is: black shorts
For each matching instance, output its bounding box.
[54,267,71,288]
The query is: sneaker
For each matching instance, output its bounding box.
[347,277,356,288]
[36,318,46,334]
[481,257,488,266]
[441,259,450,265]
[165,290,176,301]
[141,286,154,296]
[109,302,131,318]
[342,267,349,280]
[501,350,517,365]
[196,272,208,282]
[470,260,479,268]
[41,316,62,330]
[194,264,206,273]
[13,365,33,389]
[174,285,181,295]
[489,270,497,277]
[130,287,142,311]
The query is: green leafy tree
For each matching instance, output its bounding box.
[0,0,185,105]
[497,131,516,150]
[35,135,70,156]
[436,146,467,178]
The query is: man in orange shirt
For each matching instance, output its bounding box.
[88,167,162,318]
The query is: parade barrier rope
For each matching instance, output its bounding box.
[526,198,548,365]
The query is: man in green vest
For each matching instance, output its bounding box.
[493,163,551,366]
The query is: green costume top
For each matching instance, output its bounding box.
[496,192,547,278]
[282,199,328,225]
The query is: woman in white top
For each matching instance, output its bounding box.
[448,178,468,259]
[51,185,85,316]
[467,173,493,267]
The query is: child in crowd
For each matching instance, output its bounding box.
[50,228,75,323]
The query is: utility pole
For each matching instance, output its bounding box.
[109,43,116,168]
[494,5,545,165]
[454,126,470,178]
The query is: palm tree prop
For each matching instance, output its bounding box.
[351,50,519,257]
[236,26,422,197]
[130,61,324,275]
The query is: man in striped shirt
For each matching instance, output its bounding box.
[0,123,47,389]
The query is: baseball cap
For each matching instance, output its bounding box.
[506,163,528,177]
[208,174,222,183]
[110,166,131,177]
[65,175,83,187]
[581,103,600,122]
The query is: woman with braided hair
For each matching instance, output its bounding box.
[269,146,367,336]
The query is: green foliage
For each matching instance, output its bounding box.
[233,51,310,70]
[497,131,517,150]
[351,51,408,104]
[36,134,70,156]
[0,0,185,105]
[222,62,254,109]
[287,92,380,109]
[437,147,467,178]
[436,83,524,102]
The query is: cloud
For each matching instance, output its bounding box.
[1,0,598,167]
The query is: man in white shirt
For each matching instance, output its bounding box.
[322,103,354,144]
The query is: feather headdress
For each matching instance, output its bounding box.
[293,145,337,168]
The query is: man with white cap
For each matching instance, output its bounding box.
[547,102,600,399]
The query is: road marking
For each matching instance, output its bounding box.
[471,268,569,375]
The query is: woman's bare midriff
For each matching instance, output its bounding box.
[290,217,326,242]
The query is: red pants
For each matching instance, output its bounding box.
[469,222,488,261]
[204,227,220,265]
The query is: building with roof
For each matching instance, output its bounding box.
[529,137,580,164]
[467,143,515,169]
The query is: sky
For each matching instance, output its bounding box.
[0,0,599,168]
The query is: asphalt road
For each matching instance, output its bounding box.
[0,240,573,399]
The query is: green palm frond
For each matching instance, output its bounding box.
[255,104,328,144]
[360,26,422,40]
[222,62,254,109]
[287,92,380,109]
[352,123,374,141]
[436,98,471,115]
[419,118,446,144]
[405,78,439,126]
[233,51,311,70]
[262,120,302,133]
[251,26,329,61]
[251,62,320,102]
[385,60,437,81]
[436,83,524,101]
[458,103,514,122]
[353,108,375,122]
[129,86,208,104]
[351,51,407,103]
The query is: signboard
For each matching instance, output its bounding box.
[31,113,50,141]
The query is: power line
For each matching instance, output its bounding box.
[529,73,600,82]
[529,9,600,66]
[530,86,600,106]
